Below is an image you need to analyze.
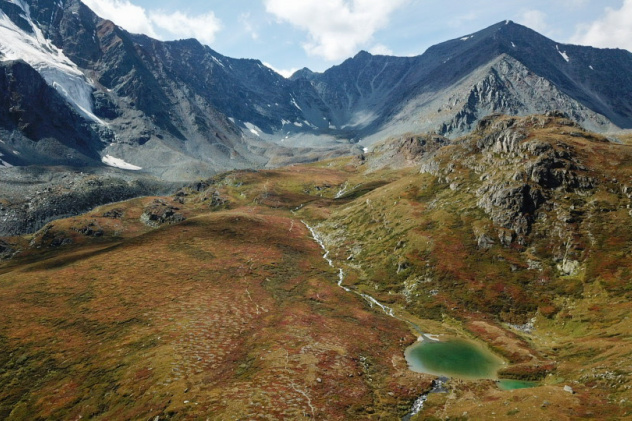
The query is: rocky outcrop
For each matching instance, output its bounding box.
[0,172,166,236]
[140,199,185,227]
[368,134,449,170]
[477,183,545,236]
[74,222,104,237]
[418,114,601,244]
[0,239,14,259]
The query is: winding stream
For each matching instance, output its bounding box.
[303,221,434,418]
[302,221,521,419]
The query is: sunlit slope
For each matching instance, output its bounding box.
[2,113,632,419]
[0,197,425,420]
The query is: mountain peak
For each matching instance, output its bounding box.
[354,50,372,58]
[289,67,317,81]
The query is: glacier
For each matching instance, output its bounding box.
[0,0,104,124]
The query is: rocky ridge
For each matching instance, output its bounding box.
[1,0,631,182]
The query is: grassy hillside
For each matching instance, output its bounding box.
[2,114,632,419]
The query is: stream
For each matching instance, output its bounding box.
[303,221,437,418]
[302,221,535,419]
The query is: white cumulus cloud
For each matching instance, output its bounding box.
[369,44,393,56]
[149,11,222,45]
[263,0,409,61]
[263,62,299,78]
[80,0,222,45]
[570,0,632,51]
[81,0,158,37]
[518,10,549,34]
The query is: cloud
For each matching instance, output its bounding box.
[518,10,549,34]
[150,11,221,45]
[263,0,409,61]
[263,62,299,78]
[81,0,158,37]
[448,11,479,28]
[80,0,222,45]
[239,13,259,41]
[369,44,393,56]
[570,0,632,51]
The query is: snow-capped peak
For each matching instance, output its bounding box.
[0,1,104,124]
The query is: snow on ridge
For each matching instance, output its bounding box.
[244,122,261,137]
[556,45,570,62]
[0,150,13,167]
[290,97,302,111]
[211,56,225,68]
[0,5,104,125]
[102,155,142,171]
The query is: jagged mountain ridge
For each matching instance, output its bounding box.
[1,0,632,180]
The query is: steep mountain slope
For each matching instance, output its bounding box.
[296,21,631,141]
[0,0,353,180]
[1,0,632,183]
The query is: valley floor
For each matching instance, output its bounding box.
[2,115,632,420]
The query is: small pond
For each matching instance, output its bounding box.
[405,338,504,379]
[497,379,539,390]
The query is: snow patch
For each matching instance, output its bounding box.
[293,122,303,127]
[244,122,261,137]
[290,97,302,111]
[556,45,570,62]
[511,42,516,48]
[422,334,441,342]
[460,36,473,41]
[0,4,104,124]
[589,65,594,70]
[303,120,317,129]
[363,147,369,153]
[211,56,225,68]
[102,155,142,170]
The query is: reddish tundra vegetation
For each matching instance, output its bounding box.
[2,115,632,419]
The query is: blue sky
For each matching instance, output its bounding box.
[80,0,632,77]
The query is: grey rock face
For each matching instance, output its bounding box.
[417,114,600,244]
[2,3,632,182]
[0,239,14,259]
[140,199,185,227]
[0,168,170,236]
[473,115,597,239]
[368,133,449,170]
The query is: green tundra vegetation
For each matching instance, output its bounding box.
[1,114,632,419]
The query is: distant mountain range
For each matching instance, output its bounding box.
[1,0,632,180]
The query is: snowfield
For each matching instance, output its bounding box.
[102,155,142,171]
[0,1,104,124]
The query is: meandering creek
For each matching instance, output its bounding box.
[302,222,535,419]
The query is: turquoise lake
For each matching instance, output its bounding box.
[405,338,504,379]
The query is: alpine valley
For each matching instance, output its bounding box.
[2,0,632,420]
